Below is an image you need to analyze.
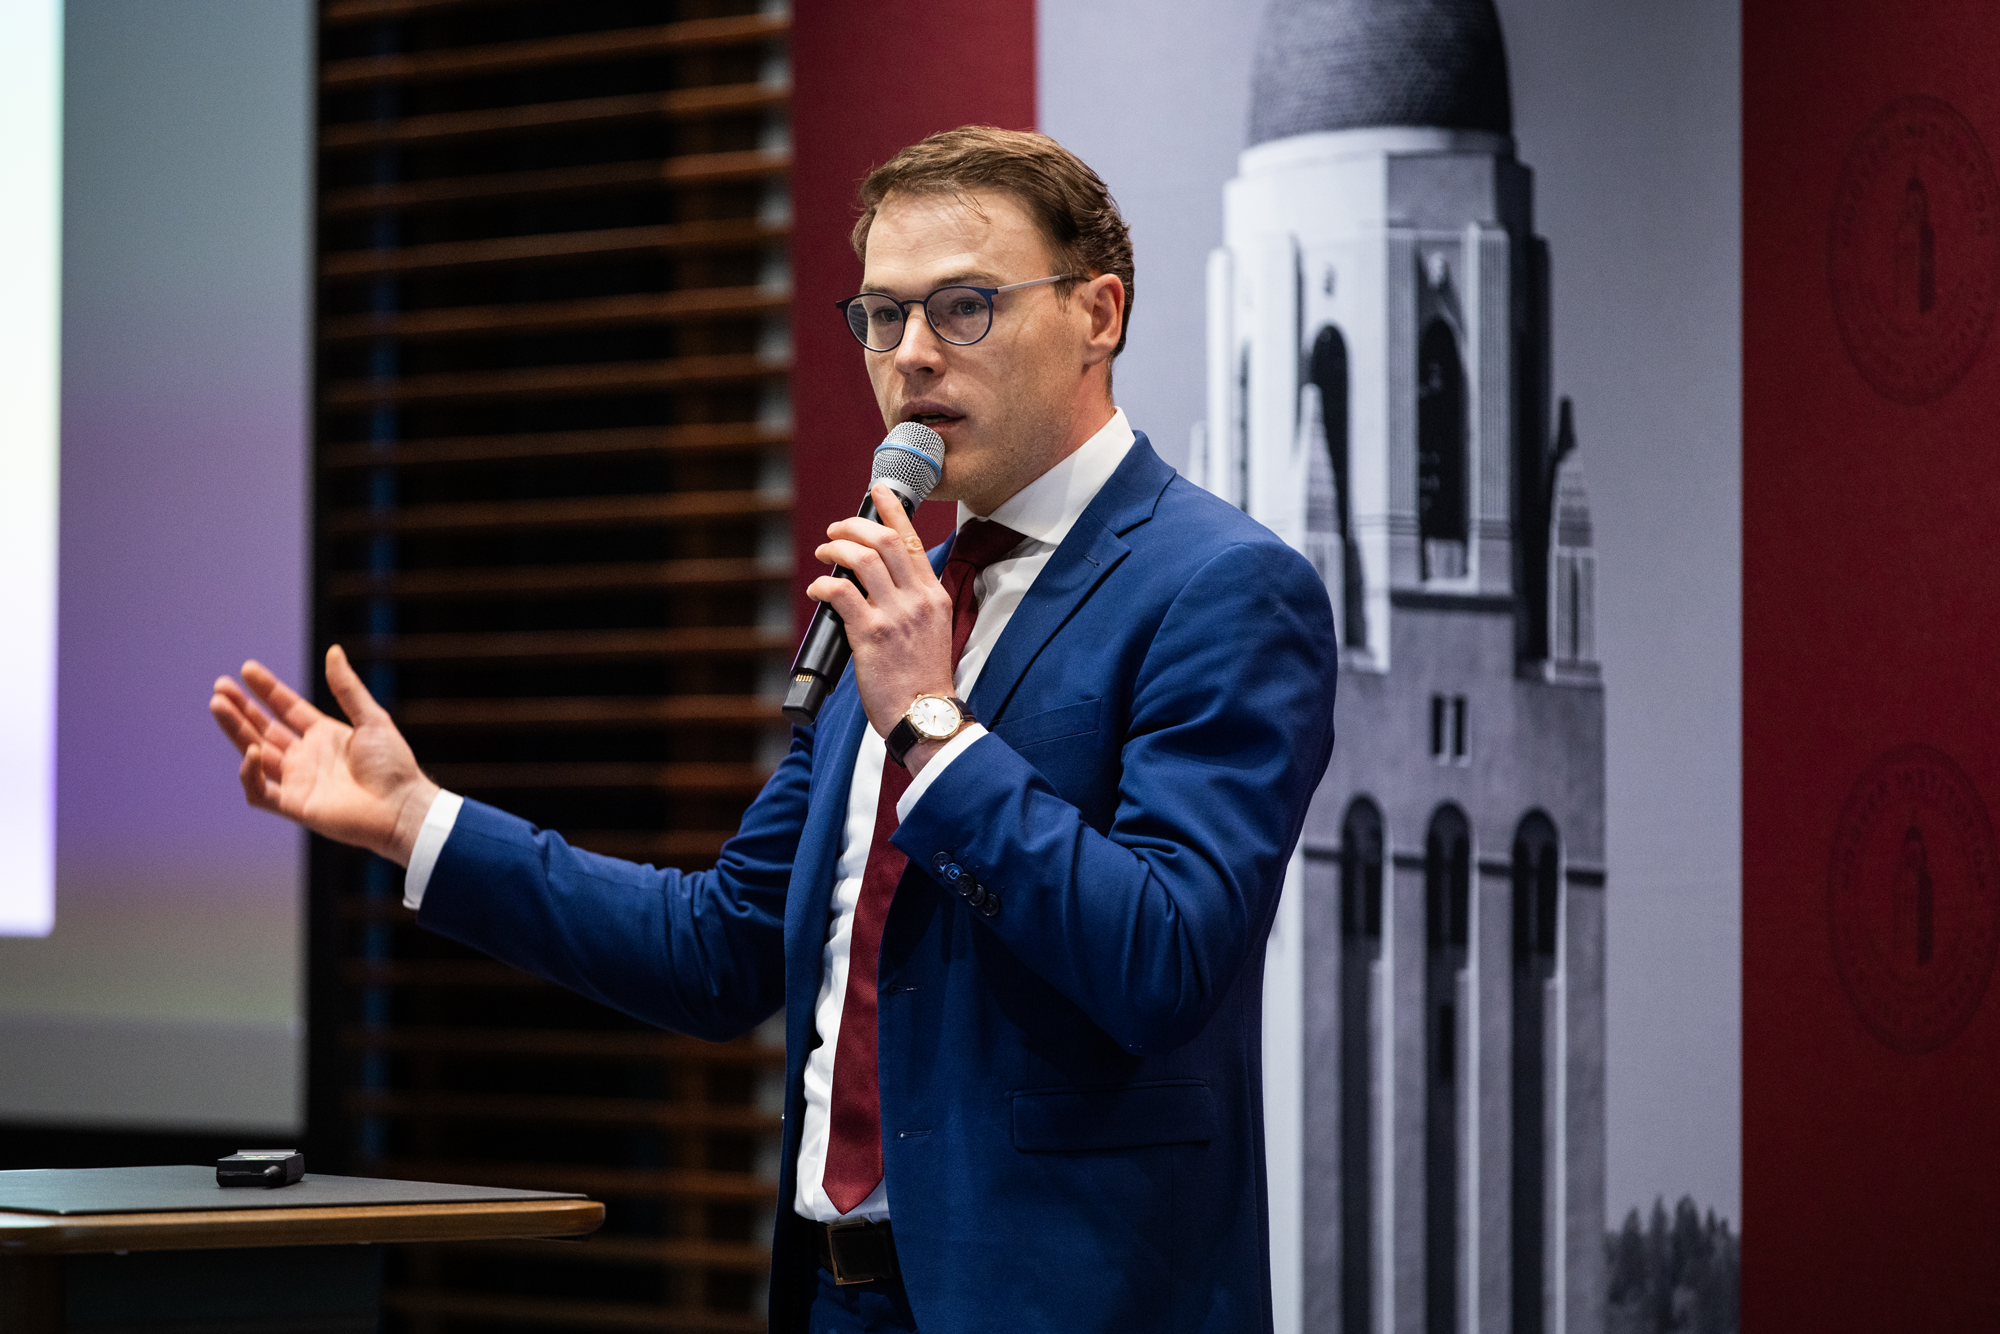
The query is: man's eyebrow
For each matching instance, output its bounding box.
[859,271,999,295]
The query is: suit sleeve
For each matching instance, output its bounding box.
[889,539,1338,1055]
[413,718,812,1041]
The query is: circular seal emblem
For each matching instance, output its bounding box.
[1828,744,2000,1053]
[1828,95,2000,405]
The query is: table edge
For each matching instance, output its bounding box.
[0,1197,605,1254]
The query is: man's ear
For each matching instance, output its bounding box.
[1079,273,1125,366]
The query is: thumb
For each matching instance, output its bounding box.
[324,645,389,728]
[874,481,926,555]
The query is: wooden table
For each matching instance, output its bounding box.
[0,1174,603,1332]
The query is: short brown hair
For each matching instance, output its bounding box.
[851,126,1135,358]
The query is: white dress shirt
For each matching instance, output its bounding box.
[404,409,1138,1226]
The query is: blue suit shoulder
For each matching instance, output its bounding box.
[1132,455,1334,625]
[1154,468,1314,560]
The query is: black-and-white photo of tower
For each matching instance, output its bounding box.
[1190,2,1608,1333]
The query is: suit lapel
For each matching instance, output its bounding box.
[968,435,1175,725]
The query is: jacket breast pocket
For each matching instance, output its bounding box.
[1010,1079,1217,1152]
[992,698,1102,752]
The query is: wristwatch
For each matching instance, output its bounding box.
[885,693,976,768]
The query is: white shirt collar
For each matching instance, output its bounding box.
[956,407,1136,549]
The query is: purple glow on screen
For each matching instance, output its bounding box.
[0,0,311,1133]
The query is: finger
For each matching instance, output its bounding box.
[210,694,264,756]
[814,537,899,599]
[807,574,870,624]
[823,514,901,556]
[214,677,296,747]
[872,482,929,557]
[238,744,279,812]
[853,484,935,586]
[211,698,251,756]
[242,659,326,737]
[210,687,292,757]
[260,733,286,786]
[324,644,391,729]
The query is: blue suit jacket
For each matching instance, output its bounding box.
[417,435,1338,1332]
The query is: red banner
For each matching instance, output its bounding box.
[790,0,1037,632]
[1746,1,2000,1324]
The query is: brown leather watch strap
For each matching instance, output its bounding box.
[885,695,974,769]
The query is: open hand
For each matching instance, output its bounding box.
[209,645,438,867]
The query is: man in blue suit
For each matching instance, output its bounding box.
[212,127,1337,1333]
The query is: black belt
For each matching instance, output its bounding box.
[808,1214,899,1286]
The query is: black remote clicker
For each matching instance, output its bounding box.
[216,1150,305,1188]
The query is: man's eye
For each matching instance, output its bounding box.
[947,299,984,318]
[869,306,902,325]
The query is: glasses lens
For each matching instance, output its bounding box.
[924,287,994,345]
[847,294,905,351]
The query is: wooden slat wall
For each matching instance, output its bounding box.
[309,1,789,1328]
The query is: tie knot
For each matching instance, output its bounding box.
[948,519,1027,573]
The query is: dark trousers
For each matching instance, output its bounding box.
[808,1264,919,1333]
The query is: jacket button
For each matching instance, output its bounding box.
[979,895,1001,918]
[944,863,963,883]
[964,883,987,907]
[931,851,951,872]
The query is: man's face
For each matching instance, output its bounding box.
[859,189,1109,514]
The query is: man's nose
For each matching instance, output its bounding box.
[892,302,946,371]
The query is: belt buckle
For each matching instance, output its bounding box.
[825,1219,890,1286]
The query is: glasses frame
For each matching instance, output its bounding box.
[834,274,1080,352]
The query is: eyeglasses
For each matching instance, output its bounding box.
[835,275,1078,352]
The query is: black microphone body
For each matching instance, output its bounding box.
[782,424,946,724]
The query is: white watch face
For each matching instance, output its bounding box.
[909,696,962,741]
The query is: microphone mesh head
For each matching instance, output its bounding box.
[871,421,947,504]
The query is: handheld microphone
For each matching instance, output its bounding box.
[781,422,947,724]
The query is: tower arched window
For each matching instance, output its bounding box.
[1550,449,1597,671]
[1511,812,1561,1334]
[1311,325,1366,648]
[1339,797,1384,1333]
[1417,319,1468,581]
[1424,803,1471,1334]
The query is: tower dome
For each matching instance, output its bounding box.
[1248,0,1513,145]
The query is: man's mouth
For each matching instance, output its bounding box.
[903,404,963,428]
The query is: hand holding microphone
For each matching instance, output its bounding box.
[783,422,949,725]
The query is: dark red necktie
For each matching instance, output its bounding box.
[821,519,1027,1214]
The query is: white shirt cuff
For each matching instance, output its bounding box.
[893,724,987,822]
[403,789,465,910]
